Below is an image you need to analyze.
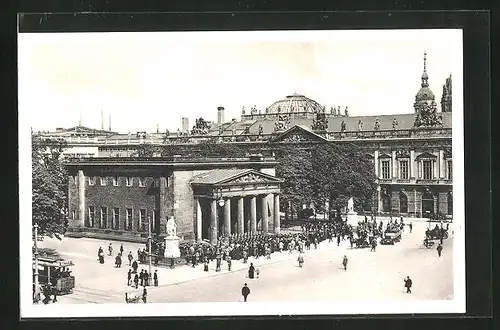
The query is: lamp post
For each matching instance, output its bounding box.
[33,224,39,302]
[147,216,152,279]
[376,185,381,217]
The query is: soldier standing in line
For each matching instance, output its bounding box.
[409,222,413,233]
[227,255,232,271]
[134,273,139,289]
[128,251,133,266]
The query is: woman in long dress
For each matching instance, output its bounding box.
[248,263,255,279]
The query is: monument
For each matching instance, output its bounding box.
[346,197,359,227]
[164,216,181,260]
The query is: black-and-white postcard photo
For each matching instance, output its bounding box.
[19,29,465,318]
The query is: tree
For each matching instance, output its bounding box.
[132,143,160,157]
[275,143,376,218]
[32,135,68,238]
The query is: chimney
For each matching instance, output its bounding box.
[157,124,160,133]
[101,110,104,130]
[217,106,225,125]
[182,117,189,133]
[108,114,111,131]
[79,110,82,126]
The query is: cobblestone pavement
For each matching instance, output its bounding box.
[36,221,453,304]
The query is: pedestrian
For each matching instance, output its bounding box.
[142,287,147,303]
[297,253,304,268]
[128,252,133,266]
[203,259,209,272]
[243,250,248,263]
[144,270,149,286]
[241,283,250,302]
[52,287,58,303]
[409,222,413,233]
[127,269,132,286]
[255,268,260,278]
[153,270,158,286]
[370,239,377,252]
[115,254,122,268]
[437,244,443,257]
[120,243,124,255]
[134,273,139,289]
[139,270,144,286]
[248,263,255,279]
[132,260,138,273]
[404,276,412,293]
[337,235,341,246]
[349,237,354,249]
[108,243,113,256]
[227,255,232,271]
[342,255,348,271]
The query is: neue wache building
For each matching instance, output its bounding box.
[58,52,453,242]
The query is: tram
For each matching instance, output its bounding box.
[33,257,75,295]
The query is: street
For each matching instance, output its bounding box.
[37,221,453,304]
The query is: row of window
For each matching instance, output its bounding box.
[379,159,452,180]
[80,206,158,231]
[82,176,166,187]
[380,192,453,215]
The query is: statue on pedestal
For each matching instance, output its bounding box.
[166,216,177,237]
[348,197,354,213]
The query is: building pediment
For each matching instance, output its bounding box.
[378,153,392,159]
[269,125,327,143]
[191,169,283,187]
[416,152,437,160]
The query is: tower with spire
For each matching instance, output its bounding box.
[414,50,437,113]
[441,74,452,112]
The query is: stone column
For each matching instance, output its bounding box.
[374,150,379,178]
[261,195,269,233]
[159,177,167,232]
[237,197,244,234]
[410,150,415,179]
[250,196,257,233]
[273,194,280,234]
[196,198,202,242]
[433,158,438,179]
[439,150,446,179]
[377,187,382,213]
[210,199,217,245]
[392,150,397,179]
[413,189,417,217]
[77,169,85,227]
[223,198,231,237]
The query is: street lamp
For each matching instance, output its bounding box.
[147,216,152,280]
[33,224,40,303]
[215,187,225,207]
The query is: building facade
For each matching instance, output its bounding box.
[66,156,282,243]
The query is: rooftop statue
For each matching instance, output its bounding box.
[374,118,380,130]
[392,118,399,130]
[344,106,349,117]
[241,106,246,115]
[358,120,363,131]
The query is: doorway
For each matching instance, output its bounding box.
[422,191,435,215]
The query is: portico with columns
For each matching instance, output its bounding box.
[191,169,283,245]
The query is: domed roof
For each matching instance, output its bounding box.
[415,86,435,101]
[267,93,324,114]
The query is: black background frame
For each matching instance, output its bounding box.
[8,3,493,330]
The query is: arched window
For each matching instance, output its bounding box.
[447,192,453,215]
[399,192,408,213]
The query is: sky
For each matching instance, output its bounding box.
[18,30,462,133]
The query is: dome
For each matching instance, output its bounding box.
[415,86,435,102]
[267,93,324,114]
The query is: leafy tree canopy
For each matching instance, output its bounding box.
[32,136,68,239]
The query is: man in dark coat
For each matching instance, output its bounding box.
[153,270,158,286]
[404,276,412,293]
[132,260,138,273]
[248,263,255,279]
[142,287,147,303]
[409,222,413,233]
[127,269,132,286]
[337,235,341,246]
[144,270,149,286]
[437,244,443,257]
[241,283,250,302]
[134,273,139,289]
[139,270,144,286]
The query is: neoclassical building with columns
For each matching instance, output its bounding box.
[65,156,282,243]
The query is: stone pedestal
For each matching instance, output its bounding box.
[164,236,181,259]
[346,211,359,227]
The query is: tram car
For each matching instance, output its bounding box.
[33,257,75,295]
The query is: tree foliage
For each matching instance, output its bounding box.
[32,135,68,238]
[275,143,376,216]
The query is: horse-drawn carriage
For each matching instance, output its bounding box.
[425,225,449,240]
[125,290,143,303]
